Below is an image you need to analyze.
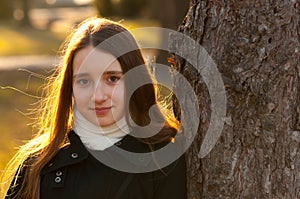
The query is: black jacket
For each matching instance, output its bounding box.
[6,131,187,199]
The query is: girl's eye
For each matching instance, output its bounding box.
[107,76,121,83]
[76,79,90,86]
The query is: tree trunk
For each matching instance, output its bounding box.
[20,0,32,27]
[172,0,300,198]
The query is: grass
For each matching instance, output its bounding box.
[0,68,50,172]
[0,24,67,56]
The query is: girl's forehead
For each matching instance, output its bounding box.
[73,46,121,75]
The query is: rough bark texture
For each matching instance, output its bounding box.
[172,1,300,198]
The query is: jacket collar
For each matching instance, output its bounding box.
[41,131,89,175]
[41,131,153,175]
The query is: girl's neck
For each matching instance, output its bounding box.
[72,107,130,150]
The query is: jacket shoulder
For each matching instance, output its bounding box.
[41,132,89,175]
[5,153,39,199]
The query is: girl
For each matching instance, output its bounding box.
[2,17,186,199]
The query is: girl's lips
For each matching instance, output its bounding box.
[94,107,111,115]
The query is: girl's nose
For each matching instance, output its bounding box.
[92,83,108,103]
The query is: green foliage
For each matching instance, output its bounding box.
[94,0,115,17]
[0,0,14,20]
[117,0,148,18]
[94,0,148,18]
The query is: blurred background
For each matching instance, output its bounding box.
[0,0,190,173]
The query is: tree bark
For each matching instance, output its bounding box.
[20,0,32,27]
[172,0,300,198]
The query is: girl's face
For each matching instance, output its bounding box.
[72,46,125,127]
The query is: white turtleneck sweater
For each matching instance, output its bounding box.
[72,107,130,150]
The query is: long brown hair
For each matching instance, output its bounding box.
[1,17,179,199]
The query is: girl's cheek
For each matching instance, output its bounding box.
[114,82,125,92]
[74,87,93,97]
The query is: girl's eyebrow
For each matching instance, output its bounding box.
[73,71,123,78]
[73,73,89,78]
[103,71,123,75]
